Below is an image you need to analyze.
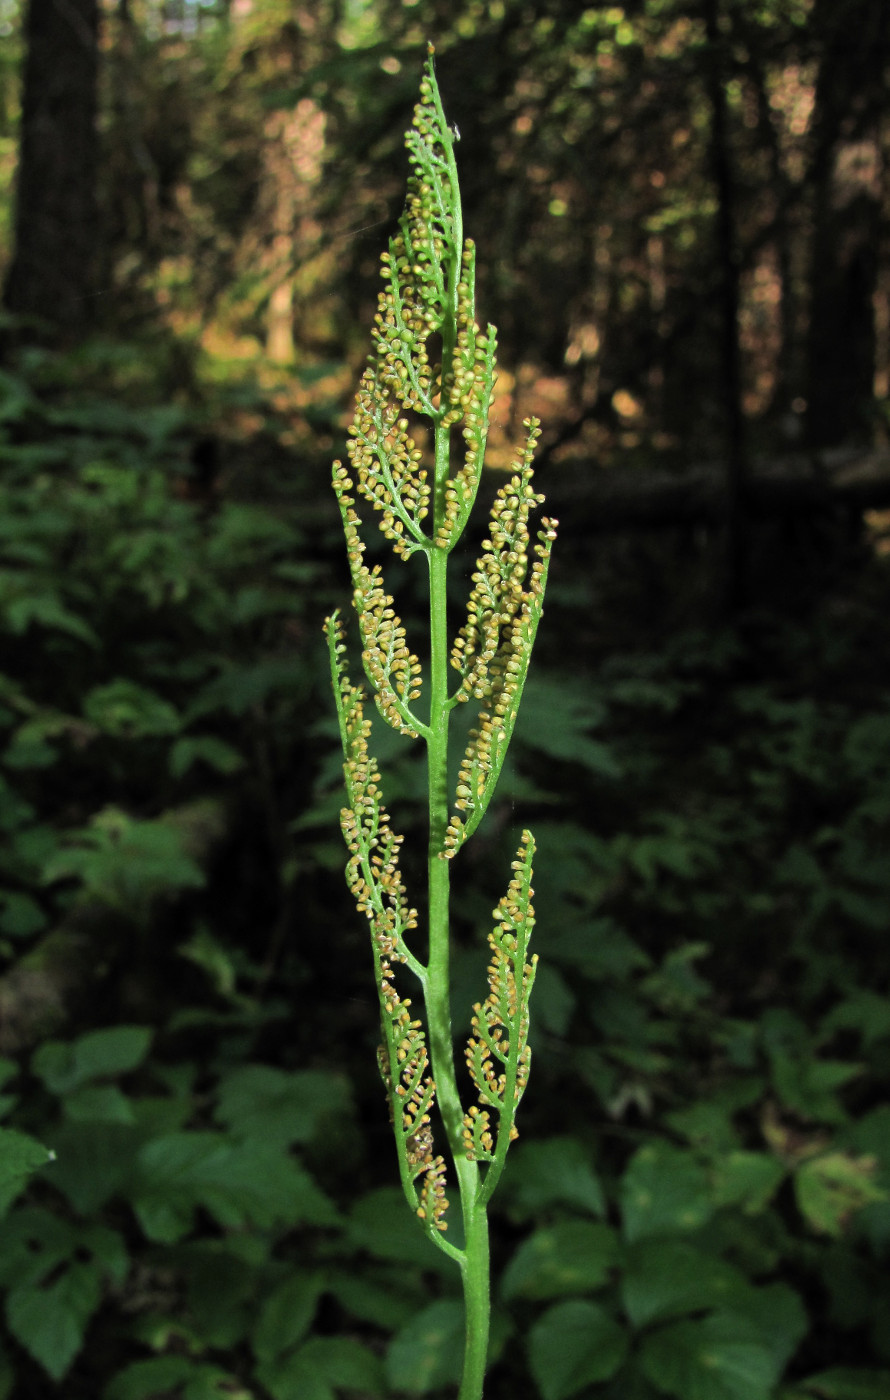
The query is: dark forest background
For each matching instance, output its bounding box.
[0,2,890,1398]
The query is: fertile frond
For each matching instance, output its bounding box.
[444,479,557,858]
[450,419,544,701]
[377,970,450,1235]
[326,613,420,965]
[464,832,538,1202]
[327,55,555,1379]
[330,473,425,738]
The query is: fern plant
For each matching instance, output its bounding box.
[325,47,556,1400]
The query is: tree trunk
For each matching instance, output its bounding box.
[805,0,889,448]
[704,0,749,612]
[3,0,101,345]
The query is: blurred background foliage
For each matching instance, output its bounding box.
[0,0,890,1397]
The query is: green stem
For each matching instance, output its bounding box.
[423,519,489,1400]
[457,1204,490,1400]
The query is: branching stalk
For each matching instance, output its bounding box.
[326,47,556,1399]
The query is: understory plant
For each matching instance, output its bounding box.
[325,48,556,1400]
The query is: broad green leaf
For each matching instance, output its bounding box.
[345,1187,454,1273]
[620,1142,714,1242]
[0,1205,76,1289]
[501,1221,618,1301]
[822,992,890,1048]
[251,1271,324,1365]
[0,890,46,938]
[132,1132,339,1242]
[731,1283,807,1374]
[528,1300,628,1400]
[639,1311,782,1400]
[78,1223,129,1287]
[770,1054,861,1125]
[6,1259,101,1381]
[104,1356,248,1400]
[180,1240,257,1349]
[794,1152,886,1237]
[43,811,205,908]
[215,1065,352,1148]
[32,1025,152,1094]
[502,1135,606,1218]
[185,658,308,720]
[4,593,99,647]
[516,675,622,778]
[261,1336,384,1400]
[836,1106,890,1251]
[183,1367,253,1400]
[169,736,245,777]
[42,1122,137,1214]
[0,1208,127,1300]
[326,1265,421,1330]
[0,1128,53,1216]
[82,679,181,737]
[385,1300,464,1393]
[63,1085,137,1125]
[795,1368,890,1399]
[712,1151,786,1213]
[622,1240,748,1328]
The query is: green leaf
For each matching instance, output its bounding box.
[0,1207,128,1296]
[731,1283,807,1374]
[502,1135,606,1218]
[6,1259,102,1381]
[622,1241,748,1328]
[43,810,205,908]
[794,1152,886,1236]
[32,1025,152,1093]
[0,890,46,938]
[82,679,181,737]
[711,1151,786,1213]
[326,1265,421,1330]
[186,658,308,720]
[639,1312,782,1400]
[836,1105,890,1251]
[517,675,622,778]
[63,1085,137,1125]
[822,992,890,1048]
[620,1142,714,1242]
[4,593,99,647]
[132,1132,339,1242]
[385,1300,464,1393]
[169,736,245,778]
[501,1221,618,1301]
[260,1336,384,1400]
[180,1240,256,1349]
[104,1357,248,1400]
[215,1065,352,1148]
[528,1300,628,1400]
[345,1187,454,1273]
[251,1271,324,1365]
[0,1128,54,1217]
[0,1205,76,1289]
[42,1122,137,1214]
[183,1367,253,1400]
[770,1053,860,1125]
[795,1368,890,1399]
